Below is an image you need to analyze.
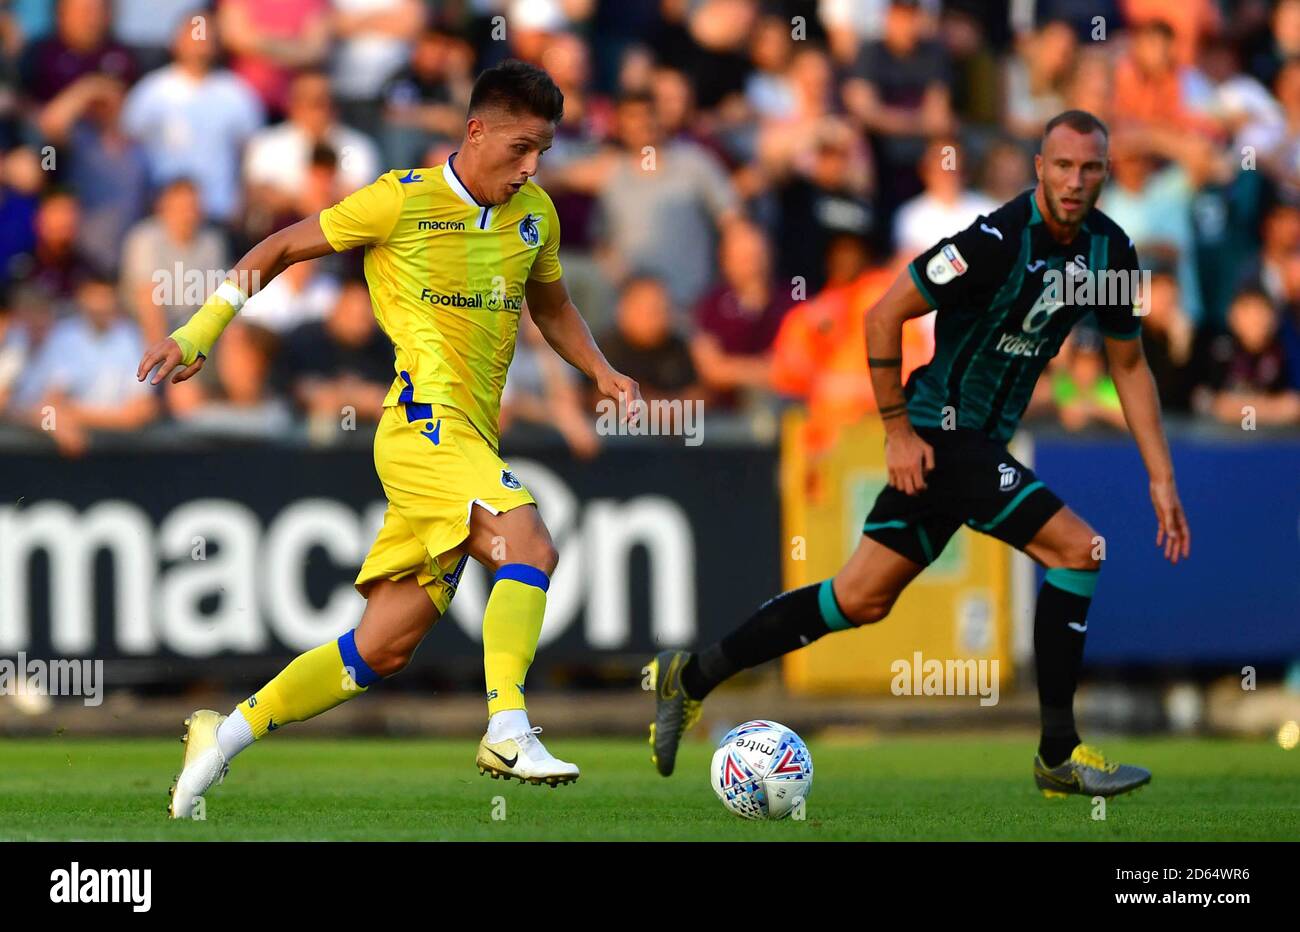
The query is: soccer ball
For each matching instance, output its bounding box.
[710,720,813,820]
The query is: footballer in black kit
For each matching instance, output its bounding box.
[861,182,1142,567]
[648,110,1193,800]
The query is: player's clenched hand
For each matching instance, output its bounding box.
[137,337,205,386]
[595,368,642,424]
[885,427,935,496]
[1150,478,1191,565]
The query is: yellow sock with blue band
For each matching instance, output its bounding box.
[482,564,549,717]
[238,629,380,739]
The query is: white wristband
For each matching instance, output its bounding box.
[215,280,248,310]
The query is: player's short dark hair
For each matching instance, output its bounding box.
[1042,110,1109,146]
[468,59,564,123]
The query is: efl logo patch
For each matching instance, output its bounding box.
[944,244,967,273]
[927,243,968,285]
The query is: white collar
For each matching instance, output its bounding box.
[444,153,497,229]
[443,153,483,209]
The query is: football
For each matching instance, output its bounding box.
[710,720,813,820]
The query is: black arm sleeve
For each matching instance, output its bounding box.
[907,214,1017,311]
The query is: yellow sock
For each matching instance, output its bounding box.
[238,630,379,738]
[482,564,549,716]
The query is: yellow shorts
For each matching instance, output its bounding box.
[355,402,536,613]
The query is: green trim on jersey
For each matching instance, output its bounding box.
[957,228,1033,432]
[986,236,1111,440]
[906,228,1031,430]
[909,263,939,308]
[1028,193,1045,226]
[904,191,1137,443]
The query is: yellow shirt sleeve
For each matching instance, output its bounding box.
[319,172,405,251]
[528,194,563,283]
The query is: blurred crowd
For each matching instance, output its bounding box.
[1,0,1299,459]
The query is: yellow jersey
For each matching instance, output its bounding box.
[318,155,563,448]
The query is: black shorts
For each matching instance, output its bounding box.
[862,427,1065,567]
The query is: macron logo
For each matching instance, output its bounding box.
[50,862,151,913]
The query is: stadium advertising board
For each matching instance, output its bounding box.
[0,443,781,675]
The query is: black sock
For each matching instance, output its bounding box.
[681,581,853,700]
[1034,569,1097,766]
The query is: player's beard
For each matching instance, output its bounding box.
[1046,185,1099,226]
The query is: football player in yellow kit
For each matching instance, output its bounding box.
[138,61,641,818]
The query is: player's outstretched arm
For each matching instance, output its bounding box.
[525,276,642,414]
[136,215,335,386]
[865,268,936,496]
[1104,334,1191,564]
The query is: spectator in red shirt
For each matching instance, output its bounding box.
[1122,0,1221,68]
[20,0,136,103]
[690,220,792,409]
[597,276,702,407]
[19,190,94,306]
[1200,288,1300,426]
[218,0,330,118]
[1112,19,1220,136]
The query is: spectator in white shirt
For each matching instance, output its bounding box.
[240,258,340,335]
[330,0,424,107]
[10,276,158,456]
[893,136,997,261]
[122,16,264,222]
[243,70,381,221]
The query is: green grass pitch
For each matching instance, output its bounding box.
[1,735,1296,840]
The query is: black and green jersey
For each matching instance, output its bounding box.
[905,190,1143,442]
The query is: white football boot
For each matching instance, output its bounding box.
[476,726,579,786]
[168,710,230,819]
